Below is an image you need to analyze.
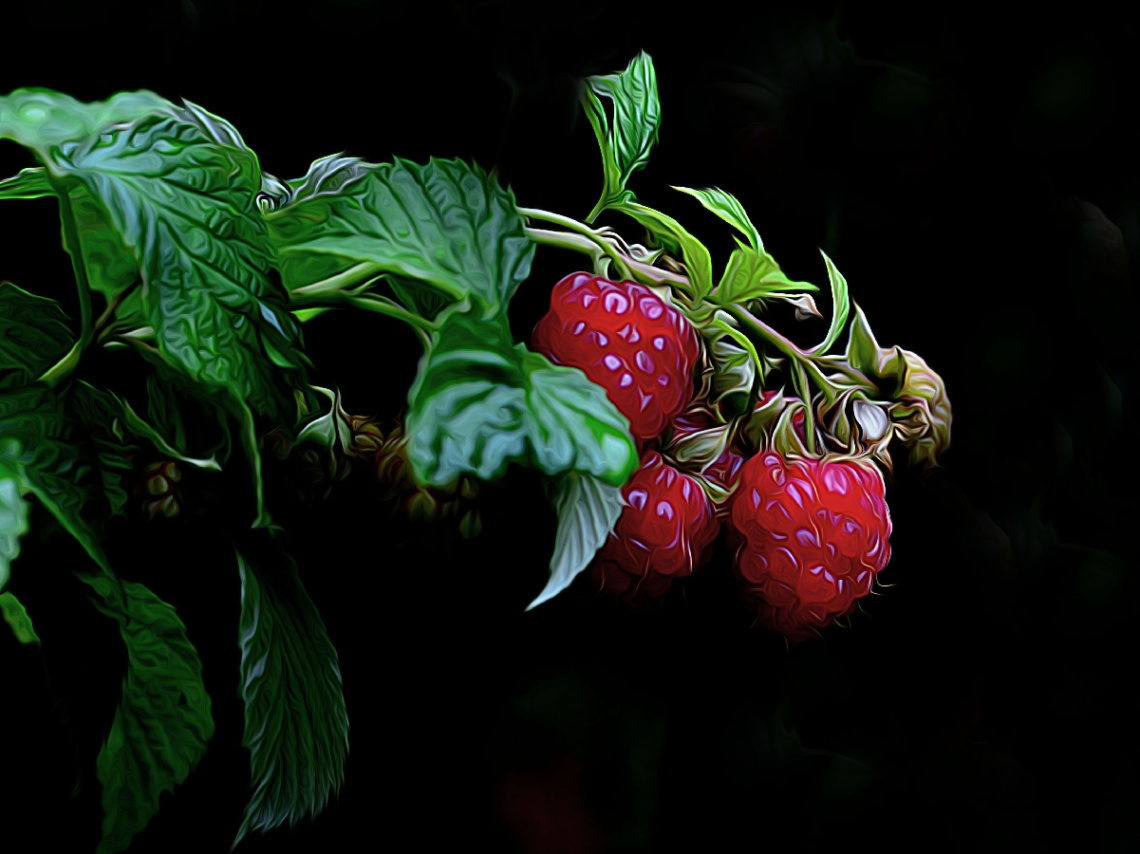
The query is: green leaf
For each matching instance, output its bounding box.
[0,281,75,389]
[291,306,333,324]
[581,51,662,222]
[671,186,763,250]
[609,199,714,301]
[233,532,349,850]
[266,155,535,315]
[0,166,54,200]
[405,308,638,489]
[527,471,624,610]
[715,246,819,305]
[0,460,30,594]
[83,570,214,854]
[0,88,172,161]
[3,92,310,429]
[811,249,850,356]
[386,274,453,323]
[0,590,40,644]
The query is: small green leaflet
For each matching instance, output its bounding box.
[84,570,214,854]
[404,308,638,489]
[809,249,851,356]
[0,166,54,200]
[715,244,819,305]
[266,155,535,316]
[0,460,30,594]
[234,533,348,851]
[0,282,74,390]
[609,199,714,301]
[672,186,764,251]
[581,50,662,223]
[527,471,624,610]
[0,591,40,644]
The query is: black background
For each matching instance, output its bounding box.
[2,2,1138,852]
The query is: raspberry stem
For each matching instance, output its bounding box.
[519,207,637,281]
[726,303,877,404]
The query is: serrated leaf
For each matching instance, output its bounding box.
[266,155,535,315]
[405,309,638,489]
[810,249,850,356]
[581,50,661,221]
[527,471,624,610]
[716,246,819,305]
[610,199,714,300]
[58,106,306,423]
[233,532,348,850]
[0,591,40,644]
[84,571,213,854]
[0,281,75,390]
[0,166,54,199]
[672,186,763,250]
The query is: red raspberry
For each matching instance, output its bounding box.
[589,451,721,604]
[729,452,892,642]
[531,273,701,443]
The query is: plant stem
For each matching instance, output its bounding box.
[519,208,635,281]
[725,303,876,404]
[791,358,818,454]
[290,292,437,333]
[37,189,95,388]
[289,262,384,298]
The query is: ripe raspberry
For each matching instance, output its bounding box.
[589,451,721,604]
[531,272,702,443]
[729,452,891,642]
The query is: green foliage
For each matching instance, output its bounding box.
[0,590,40,644]
[404,307,638,489]
[716,245,819,305]
[233,531,348,850]
[0,282,74,390]
[84,570,214,854]
[672,185,764,250]
[266,155,535,316]
[0,460,30,594]
[581,51,662,222]
[528,471,625,610]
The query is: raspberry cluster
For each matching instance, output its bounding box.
[530,272,894,641]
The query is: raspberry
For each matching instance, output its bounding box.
[589,451,721,605]
[531,272,701,444]
[729,452,891,641]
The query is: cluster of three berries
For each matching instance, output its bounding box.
[531,272,892,640]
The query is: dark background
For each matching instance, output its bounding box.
[2,2,1138,852]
